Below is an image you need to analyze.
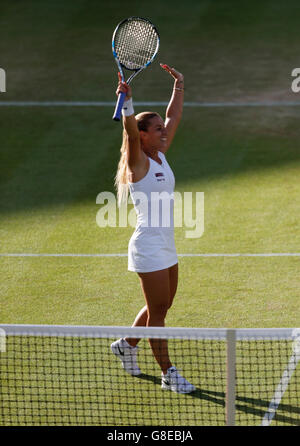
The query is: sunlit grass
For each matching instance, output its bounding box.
[0,0,300,427]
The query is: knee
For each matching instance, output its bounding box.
[149,303,169,320]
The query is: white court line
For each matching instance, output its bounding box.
[0,253,300,258]
[262,330,300,426]
[0,101,300,107]
[261,352,300,426]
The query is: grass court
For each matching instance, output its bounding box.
[0,0,299,426]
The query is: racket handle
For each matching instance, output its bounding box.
[112,91,126,121]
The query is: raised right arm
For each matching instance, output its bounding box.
[122,114,142,169]
[116,74,145,170]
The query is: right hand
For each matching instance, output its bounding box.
[160,64,184,84]
[116,72,132,100]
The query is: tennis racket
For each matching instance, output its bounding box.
[112,16,160,121]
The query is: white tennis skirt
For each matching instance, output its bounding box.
[128,228,178,273]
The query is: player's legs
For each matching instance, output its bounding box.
[114,263,195,391]
[125,263,178,348]
[129,262,178,324]
[138,267,172,373]
[125,264,178,373]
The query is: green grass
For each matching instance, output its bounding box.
[0,107,299,327]
[1,0,300,102]
[0,0,299,427]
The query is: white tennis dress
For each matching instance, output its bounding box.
[128,151,178,273]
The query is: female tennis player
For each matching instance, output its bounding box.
[111,64,195,394]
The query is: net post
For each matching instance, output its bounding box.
[226,329,236,426]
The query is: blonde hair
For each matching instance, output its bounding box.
[115,112,160,207]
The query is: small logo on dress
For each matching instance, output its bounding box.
[155,172,165,181]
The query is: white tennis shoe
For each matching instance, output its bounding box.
[111,338,142,376]
[161,366,196,394]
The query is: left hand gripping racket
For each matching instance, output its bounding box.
[112,17,160,121]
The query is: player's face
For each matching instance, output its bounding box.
[142,116,167,150]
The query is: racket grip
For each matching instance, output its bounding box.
[112,91,126,121]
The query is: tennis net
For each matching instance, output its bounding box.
[0,325,299,426]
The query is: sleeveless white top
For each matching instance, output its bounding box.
[128,151,178,273]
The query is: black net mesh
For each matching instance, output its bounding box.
[0,327,299,426]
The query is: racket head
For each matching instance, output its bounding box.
[112,17,160,74]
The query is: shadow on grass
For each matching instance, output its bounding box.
[1,107,300,217]
[138,374,300,426]
[1,0,300,218]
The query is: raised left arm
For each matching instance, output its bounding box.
[160,64,184,153]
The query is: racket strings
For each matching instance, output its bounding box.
[115,19,158,69]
